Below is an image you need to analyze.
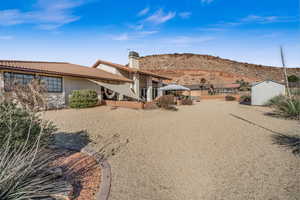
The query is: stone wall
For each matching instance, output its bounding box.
[46,93,66,109]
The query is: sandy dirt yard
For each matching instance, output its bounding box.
[45,100,300,200]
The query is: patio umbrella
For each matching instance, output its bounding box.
[158,84,191,91]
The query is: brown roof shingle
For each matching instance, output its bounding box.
[92,59,172,80]
[0,60,132,82]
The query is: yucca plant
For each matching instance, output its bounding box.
[0,82,71,199]
[274,98,300,119]
[265,95,287,107]
[0,139,71,199]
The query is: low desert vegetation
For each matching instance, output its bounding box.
[239,95,251,104]
[225,95,237,101]
[156,95,178,111]
[0,81,70,199]
[181,98,193,105]
[69,90,99,108]
[265,95,286,107]
[266,95,300,119]
[273,98,300,119]
[0,140,70,200]
[235,79,251,91]
[288,75,300,83]
[0,101,56,149]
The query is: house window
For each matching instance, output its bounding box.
[3,72,63,93]
[39,76,63,93]
[4,72,35,91]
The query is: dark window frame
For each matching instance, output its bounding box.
[3,72,63,93]
[39,75,63,93]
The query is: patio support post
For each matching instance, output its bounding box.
[147,76,153,102]
[133,73,140,99]
[0,72,4,94]
[158,79,163,97]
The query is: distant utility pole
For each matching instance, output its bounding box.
[280,46,291,98]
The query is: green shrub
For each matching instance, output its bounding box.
[156,95,177,110]
[274,98,300,119]
[239,95,251,104]
[69,90,99,108]
[288,75,300,83]
[265,95,287,106]
[225,95,236,101]
[0,102,56,149]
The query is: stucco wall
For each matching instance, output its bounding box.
[98,64,120,75]
[63,76,103,105]
[251,81,286,105]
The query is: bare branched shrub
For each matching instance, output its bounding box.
[156,95,177,111]
[0,79,57,149]
[4,79,48,111]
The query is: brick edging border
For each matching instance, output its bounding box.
[81,149,112,200]
[97,161,111,200]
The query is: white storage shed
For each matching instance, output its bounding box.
[251,80,286,106]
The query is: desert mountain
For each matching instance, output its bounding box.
[139,53,300,85]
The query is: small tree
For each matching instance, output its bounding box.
[288,75,300,83]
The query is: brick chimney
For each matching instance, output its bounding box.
[129,51,140,69]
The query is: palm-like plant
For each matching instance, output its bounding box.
[0,144,70,200]
[274,98,300,119]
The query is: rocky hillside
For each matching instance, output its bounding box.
[139,53,300,85]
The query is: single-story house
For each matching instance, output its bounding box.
[0,60,135,108]
[92,51,171,102]
[251,80,286,105]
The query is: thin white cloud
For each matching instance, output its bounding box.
[138,7,150,17]
[240,15,293,24]
[112,33,130,41]
[111,30,158,41]
[201,0,214,4]
[128,23,144,30]
[144,9,176,25]
[215,15,297,28]
[179,12,192,19]
[0,9,25,26]
[0,0,86,29]
[162,36,214,46]
[198,27,226,32]
[0,35,13,40]
[137,30,158,36]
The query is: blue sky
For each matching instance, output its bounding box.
[0,0,299,67]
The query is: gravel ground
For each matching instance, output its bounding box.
[45,100,300,200]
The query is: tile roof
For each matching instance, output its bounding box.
[0,60,132,82]
[92,59,172,80]
[251,80,285,87]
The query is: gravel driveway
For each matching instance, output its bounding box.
[45,100,300,200]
